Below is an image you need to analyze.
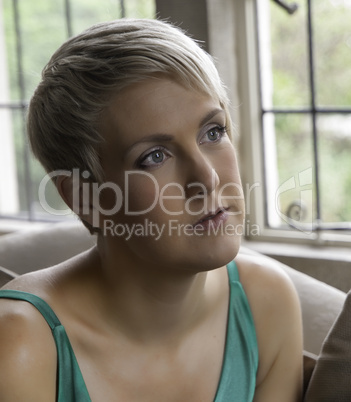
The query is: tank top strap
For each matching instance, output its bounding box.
[0,289,61,330]
[226,259,240,283]
[0,289,92,402]
[214,260,258,401]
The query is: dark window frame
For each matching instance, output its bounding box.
[256,0,351,234]
[0,0,128,222]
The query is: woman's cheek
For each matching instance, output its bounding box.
[123,173,164,219]
[217,152,245,212]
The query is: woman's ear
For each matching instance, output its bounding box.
[56,174,78,212]
[56,174,95,228]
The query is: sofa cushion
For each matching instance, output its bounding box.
[0,266,18,287]
[0,220,96,274]
[303,351,317,397]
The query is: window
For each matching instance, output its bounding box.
[0,0,155,223]
[242,0,351,245]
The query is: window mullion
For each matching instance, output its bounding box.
[307,0,321,226]
[13,0,34,219]
[120,0,126,18]
[64,0,73,37]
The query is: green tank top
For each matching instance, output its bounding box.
[0,260,258,401]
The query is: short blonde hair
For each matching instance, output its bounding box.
[27,18,231,184]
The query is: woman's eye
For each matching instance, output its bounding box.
[137,148,169,169]
[149,150,164,163]
[202,126,227,143]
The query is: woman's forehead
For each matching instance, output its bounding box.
[101,78,223,146]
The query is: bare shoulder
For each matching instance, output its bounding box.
[235,252,303,401]
[234,252,299,309]
[234,252,301,354]
[0,250,98,401]
[0,294,57,401]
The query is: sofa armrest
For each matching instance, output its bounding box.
[0,266,18,287]
[0,221,96,274]
[303,351,317,397]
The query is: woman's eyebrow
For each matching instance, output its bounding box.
[126,133,174,154]
[126,108,225,155]
[199,108,225,127]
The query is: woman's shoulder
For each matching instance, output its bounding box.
[234,252,298,305]
[0,247,94,297]
[0,262,76,399]
[234,252,303,400]
[0,291,57,401]
[234,252,301,337]
[0,251,97,400]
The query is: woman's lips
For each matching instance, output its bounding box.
[193,208,229,230]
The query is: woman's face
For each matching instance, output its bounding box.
[98,77,245,272]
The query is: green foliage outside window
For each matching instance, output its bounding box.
[2,0,155,219]
[266,0,351,225]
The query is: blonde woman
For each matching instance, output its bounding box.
[0,19,302,401]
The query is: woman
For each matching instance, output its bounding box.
[0,19,302,401]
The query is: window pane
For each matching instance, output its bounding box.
[313,0,351,107]
[30,157,74,221]
[264,113,316,230]
[71,0,122,35]
[258,0,310,109]
[0,109,20,216]
[318,114,351,223]
[4,0,67,102]
[5,108,28,218]
[124,0,155,17]
[2,0,20,100]
[71,0,155,34]
[1,0,155,222]
[10,109,76,220]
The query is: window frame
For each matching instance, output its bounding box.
[0,0,75,223]
[0,0,151,228]
[234,0,351,247]
[1,0,350,248]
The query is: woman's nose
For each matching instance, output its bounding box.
[184,154,220,199]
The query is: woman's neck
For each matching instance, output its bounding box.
[86,239,225,344]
